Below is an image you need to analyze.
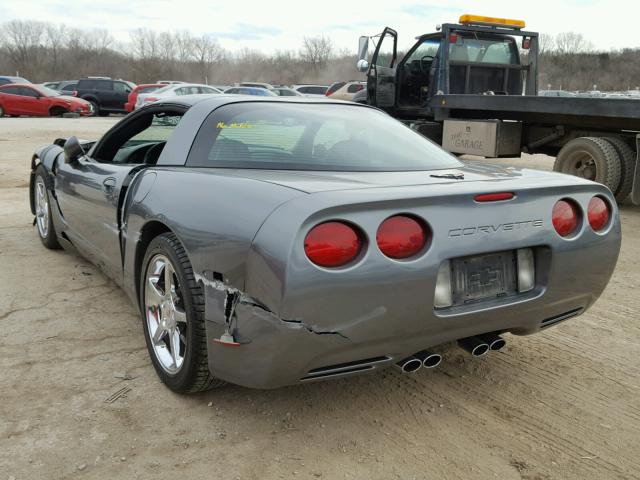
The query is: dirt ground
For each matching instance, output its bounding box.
[1,117,639,480]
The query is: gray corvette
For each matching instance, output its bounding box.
[29,95,621,392]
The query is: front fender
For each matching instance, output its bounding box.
[29,144,63,214]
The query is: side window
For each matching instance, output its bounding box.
[111,113,183,164]
[113,82,130,94]
[0,79,9,86]
[95,80,113,91]
[374,30,397,68]
[347,83,364,93]
[2,86,21,95]
[20,87,39,97]
[78,80,95,89]
[406,38,441,64]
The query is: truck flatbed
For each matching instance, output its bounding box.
[432,95,640,132]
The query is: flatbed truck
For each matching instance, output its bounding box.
[356,14,640,204]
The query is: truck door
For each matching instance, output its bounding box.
[367,27,398,109]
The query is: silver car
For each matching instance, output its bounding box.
[135,83,221,109]
[29,96,620,392]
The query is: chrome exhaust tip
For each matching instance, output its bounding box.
[458,337,490,357]
[414,350,442,369]
[395,356,423,373]
[478,333,506,351]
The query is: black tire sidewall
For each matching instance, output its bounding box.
[554,138,621,191]
[34,167,61,249]
[139,234,203,392]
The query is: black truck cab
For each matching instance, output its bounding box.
[360,16,538,120]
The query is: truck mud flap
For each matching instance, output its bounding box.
[632,135,640,206]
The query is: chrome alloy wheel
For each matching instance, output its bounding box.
[35,177,49,238]
[144,254,188,374]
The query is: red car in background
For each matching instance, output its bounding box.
[125,84,165,112]
[0,84,92,117]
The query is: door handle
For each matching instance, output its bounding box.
[102,177,116,193]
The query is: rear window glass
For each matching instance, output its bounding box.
[187,103,460,171]
[449,36,518,64]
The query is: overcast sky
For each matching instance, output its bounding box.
[1,0,639,53]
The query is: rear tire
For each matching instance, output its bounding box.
[604,137,635,203]
[33,166,62,249]
[554,137,622,193]
[140,233,226,393]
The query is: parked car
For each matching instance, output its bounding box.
[328,81,366,101]
[29,95,620,392]
[292,84,329,97]
[239,82,274,90]
[0,84,92,117]
[224,87,277,96]
[157,80,186,85]
[67,77,136,116]
[325,81,346,97]
[135,83,221,109]
[0,76,31,86]
[272,87,304,97]
[125,84,165,113]
[45,80,78,92]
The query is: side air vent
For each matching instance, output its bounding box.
[541,308,583,328]
[301,356,391,381]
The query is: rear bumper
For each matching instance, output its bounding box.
[203,234,619,389]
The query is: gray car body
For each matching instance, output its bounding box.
[29,95,621,388]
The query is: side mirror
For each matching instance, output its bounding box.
[358,36,369,61]
[64,136,83,164]
[356,59,370,73]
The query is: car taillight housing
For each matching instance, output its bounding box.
[376,215,428,259]
[552,199,579,237]
[304,221,362,268]
[587,196,610,231]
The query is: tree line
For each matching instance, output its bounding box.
[1,19,639,91]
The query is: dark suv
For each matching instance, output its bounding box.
[63,77,135,116]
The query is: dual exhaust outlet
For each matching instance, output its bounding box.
[395,333,505,373]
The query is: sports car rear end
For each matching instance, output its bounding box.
[201,166,620,388]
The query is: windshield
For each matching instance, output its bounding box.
[188,103,461,171]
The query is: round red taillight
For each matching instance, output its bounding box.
[588,196,610,231]
[304,221,362,268]
[552,200,579,237]
[376,215,428,259]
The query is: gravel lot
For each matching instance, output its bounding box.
[1,117,639,480]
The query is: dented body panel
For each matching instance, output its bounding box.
[30,95,621,389]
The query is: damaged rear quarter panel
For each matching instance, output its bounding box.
[121,167,306,307]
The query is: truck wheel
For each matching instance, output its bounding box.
[554,137,621,193]
[604,137,635,203]
[140,232,226,393]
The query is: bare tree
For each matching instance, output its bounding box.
[300,35,333,70]
[191,34,224,83]
[538,33,555,55]
[555,32,593,55]
[3,20,46,78]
